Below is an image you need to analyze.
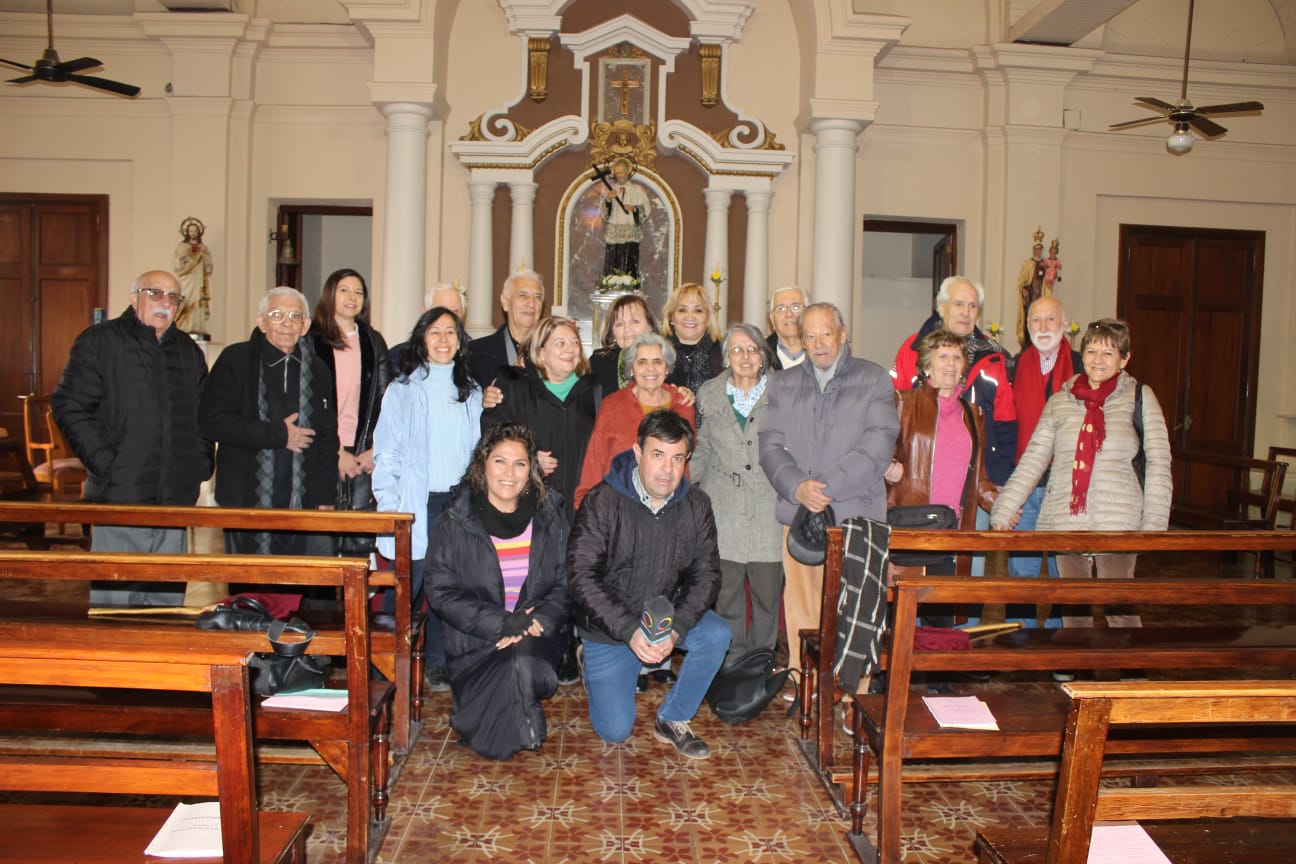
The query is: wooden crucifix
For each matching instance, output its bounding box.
[608,67,641,117]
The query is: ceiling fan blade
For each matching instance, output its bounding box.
[1110,116,1166,130]
[1134,96,1176,112]
[66,73,140,97]
[6,75,38,84]
[57,56,103,75]
[0,57,33,72]
[1187,114,1228,137]
[1195,100,1264,115]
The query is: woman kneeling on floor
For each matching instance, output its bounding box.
[426,422,569,759]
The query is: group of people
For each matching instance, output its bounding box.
[49,262,1172,764]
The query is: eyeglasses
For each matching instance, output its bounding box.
[774,303,804,315]
[136,287,184,306]
[264,309,308,324]
[729,345,761,356]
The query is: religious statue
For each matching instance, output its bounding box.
[1044,237,1062,294]
[172,216,213,336]
[1015,227,1047,347]
[596,156,650,281]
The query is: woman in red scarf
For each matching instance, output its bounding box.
[990,319,1172,578]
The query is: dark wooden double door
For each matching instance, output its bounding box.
[1117,224,1265,514]
[0,195,108,434]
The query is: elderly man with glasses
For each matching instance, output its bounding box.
[52,269,216,605]
[199,286,339,555]
[766,285,808,370]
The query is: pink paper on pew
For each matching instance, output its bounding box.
[1087,822,1172,864]
[261,689,348,711]
[921,695,998,730]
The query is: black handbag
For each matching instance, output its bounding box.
[194,595,275,631]
[705,649,791,725]
[335,468,377,557]
[247,619,330,696]
[886,504,957,567]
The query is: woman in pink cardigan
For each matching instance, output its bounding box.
[574,331,695,511]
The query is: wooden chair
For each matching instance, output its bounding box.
[975,680,1296,864]
[1172,449,1286,577]
[18,393,85,494]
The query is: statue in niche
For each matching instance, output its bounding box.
[1043,237,1062,294]
[1015,227,1047,346]
[596,156,651,280]
[172,216,213,337]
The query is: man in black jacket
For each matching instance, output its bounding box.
[468,269,544,388]
[52,269,214,605]
[567,410,729,759]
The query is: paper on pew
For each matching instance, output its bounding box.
[144,801,223,858]
[1087,822,1172,864]
[261,688,349,711]
[921,695,998,730]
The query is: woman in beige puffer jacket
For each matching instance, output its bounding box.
[990,320,1172,578]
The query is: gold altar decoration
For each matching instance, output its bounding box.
[460,114,534,142]
[699,44,721,107]
[590,119,658,169]
[709,125,786,151]
[528,37,550,103]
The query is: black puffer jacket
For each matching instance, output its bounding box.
[567,449,721,645]
[51,306,213,505]
[481,364,596,525]
[310,321,390,454]
[425,483,569,680]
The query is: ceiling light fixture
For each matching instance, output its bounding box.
[1167,123,1194,154]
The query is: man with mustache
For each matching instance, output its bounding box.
[52,269,214,604]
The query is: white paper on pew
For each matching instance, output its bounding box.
[144,801,223,858]
[921,695,999,730]
[1087,821,1172,864]
[261,688,349,711]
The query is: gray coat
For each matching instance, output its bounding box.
[991,371,1172,531]
[692,374,782,563]
[759,351,900,526]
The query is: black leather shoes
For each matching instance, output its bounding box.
[636,674,648,693]
[648,668,677,685]
[653,717,711,759]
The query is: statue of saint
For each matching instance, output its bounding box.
[1015,228,1047,347]
[1044,237,1062,294]
[598,157,650,280]
[172,217,213,336]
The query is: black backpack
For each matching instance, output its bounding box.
[705,649,791,724]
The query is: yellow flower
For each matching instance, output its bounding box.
[710,270,723,282]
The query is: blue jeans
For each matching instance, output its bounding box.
[582,610,730,743]
[1006,485,1060,628]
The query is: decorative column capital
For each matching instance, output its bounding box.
[468,178,498,205]
[508,181,539,204]
[371,90,439,121]
[704,187,734,210]
[809,117,865,141]
[745,189,772,212]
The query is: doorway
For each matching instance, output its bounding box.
[859,219,958,364]
[0,194,108,434]
[1116,223,1264,513]
[271,204,372,309]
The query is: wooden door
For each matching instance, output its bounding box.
[0,195,107,435]
[1117,224,1264,514]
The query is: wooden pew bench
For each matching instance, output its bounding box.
[849,567,1296,863]
[0,635,309,864]
[0,501,421,754]
[0,551,386,864]
[974,680,1296,864]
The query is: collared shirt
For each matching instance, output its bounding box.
[812,350,844,392]
[1038,346,1060,376]
[630,464,667,514]
[776,341,805,369]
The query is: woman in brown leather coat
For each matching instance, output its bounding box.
[884,328,998,575]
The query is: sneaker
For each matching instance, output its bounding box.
[653,717,711,759]
[1051,670,1076,683]
[424,666,450,692]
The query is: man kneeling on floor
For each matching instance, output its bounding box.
[568,410,730,759]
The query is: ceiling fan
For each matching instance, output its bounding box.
[0,0,140,97]
[1109,0,1262,153]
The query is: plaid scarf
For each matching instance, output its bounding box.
[1068,374,1119,515]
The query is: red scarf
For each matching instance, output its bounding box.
[1068,374,1120,515]
[1013,346,1075,461]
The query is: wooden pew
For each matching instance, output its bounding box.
[0,635,309,864]
[792,527,1296,864]
[0,551,383,864]
[974,680,1296,864]
[0,500,421,753]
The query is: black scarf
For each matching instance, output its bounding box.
[472,486,537,539]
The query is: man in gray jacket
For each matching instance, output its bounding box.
[759,302,899,671]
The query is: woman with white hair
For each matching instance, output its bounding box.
[574,331,695,510]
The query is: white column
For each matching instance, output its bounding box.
[467,176,497,337]
[809,118,863,318]
[702,187,733,328]
[508,180,537,275]
[377,103,433,341]
[742,189,772,328]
